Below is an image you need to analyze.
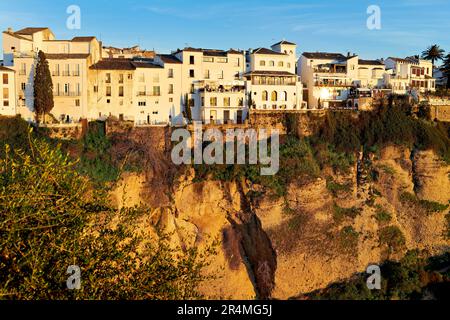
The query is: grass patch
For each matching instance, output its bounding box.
[374,205,392,223]
[400,192,449,214]
[378,164,396,175]
[379,226,406,253]
[339,226,359,253]
[333,204,361,223]
[326,180,352,196]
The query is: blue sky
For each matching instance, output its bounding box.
[1,0,449,61]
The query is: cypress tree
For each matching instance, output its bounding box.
[33,50,54,123]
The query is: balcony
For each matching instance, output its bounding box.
[53,91,81,97]
[62,71,70,76]
[137,92,161,97]
[72,71,80,76]
[314,80,354,87]
[314,68,347,74]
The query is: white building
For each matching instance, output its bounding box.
[384,57,436,94]
[2,27,102,122]
[245,41,305,111]
[172,47,247,124]
[0,66,16,116]
[299,52,386,109]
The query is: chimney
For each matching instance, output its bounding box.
[7,27,13,33]
[347,52,350,57]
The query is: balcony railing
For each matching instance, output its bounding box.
[72,71,80,76]
[62,71,70,76]
[53,91,81,97]
[137,92,161,97]
[314,68,347,74]
[314,80,353,87]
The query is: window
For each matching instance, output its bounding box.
[201,97,205,106]
[218,70,224,79]
[283,91,288,101]
[138,101,146,106]
[4,100,9,107]
[119,86,124,97]
[189,70,195,78]
[235,58,240,67]
[169,98,173,103]
[262,91,268,101]
[53,64,60,76]
[64,84,70,94]
[153,86,161,96]
[128,74,133,80]
[94,85,98,93]
[203,57,214,63]
[271,91,277,101]
[3,88,8,99]
[76,83,81,96]
[20,63,26,75]
[278,61,284,67]
[287,63,291,68]
[260,60,266,67]
[139,73,145,82]
[224,97,230,107]
[190,56,195,65]
[153,73,160,83]
[210,97,217,106]
[269,61,275,67]
[3,74,8,84]
[73,64,80,76]
[75,99,80,107]
[217,58,227,63]
[106,86,111,97]
[106,73,111,83]
[204,69,210,79]
[21,83,26,91]
[168,69,174,78]
[63,64,70,76]
[119,74,124,84]
[168,84,174,94]
[238,98,244,107]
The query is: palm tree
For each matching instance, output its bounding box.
[421,44,445,66]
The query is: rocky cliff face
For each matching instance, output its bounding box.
[111,146,450,300]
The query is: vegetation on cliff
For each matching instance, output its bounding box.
[0,130,212,300]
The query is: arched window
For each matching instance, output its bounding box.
[262,91,268,101]
[271,91,277,101]
[282,91,288,101]
[269,61,275,67]
[278,61,284,67]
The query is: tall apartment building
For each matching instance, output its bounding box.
[299,52,385,109]
[170,47,247,124]
[0,66,16,116]
[2,27,102,122]
[245,41,305,111]
[384,57,436,94]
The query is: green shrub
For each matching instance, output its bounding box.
[379,226,406,252]
[374,206,392,223]
[326,180,351,196]
[0,134,213,299]
[400,192,449,214]
[333,204,361,223]
[339,226,359,252]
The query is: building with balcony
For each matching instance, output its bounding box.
[245,41,305,111]
[171,47,247,124]
[384,57,436,95]
[2,27,101,122]
[299,52,386,109]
